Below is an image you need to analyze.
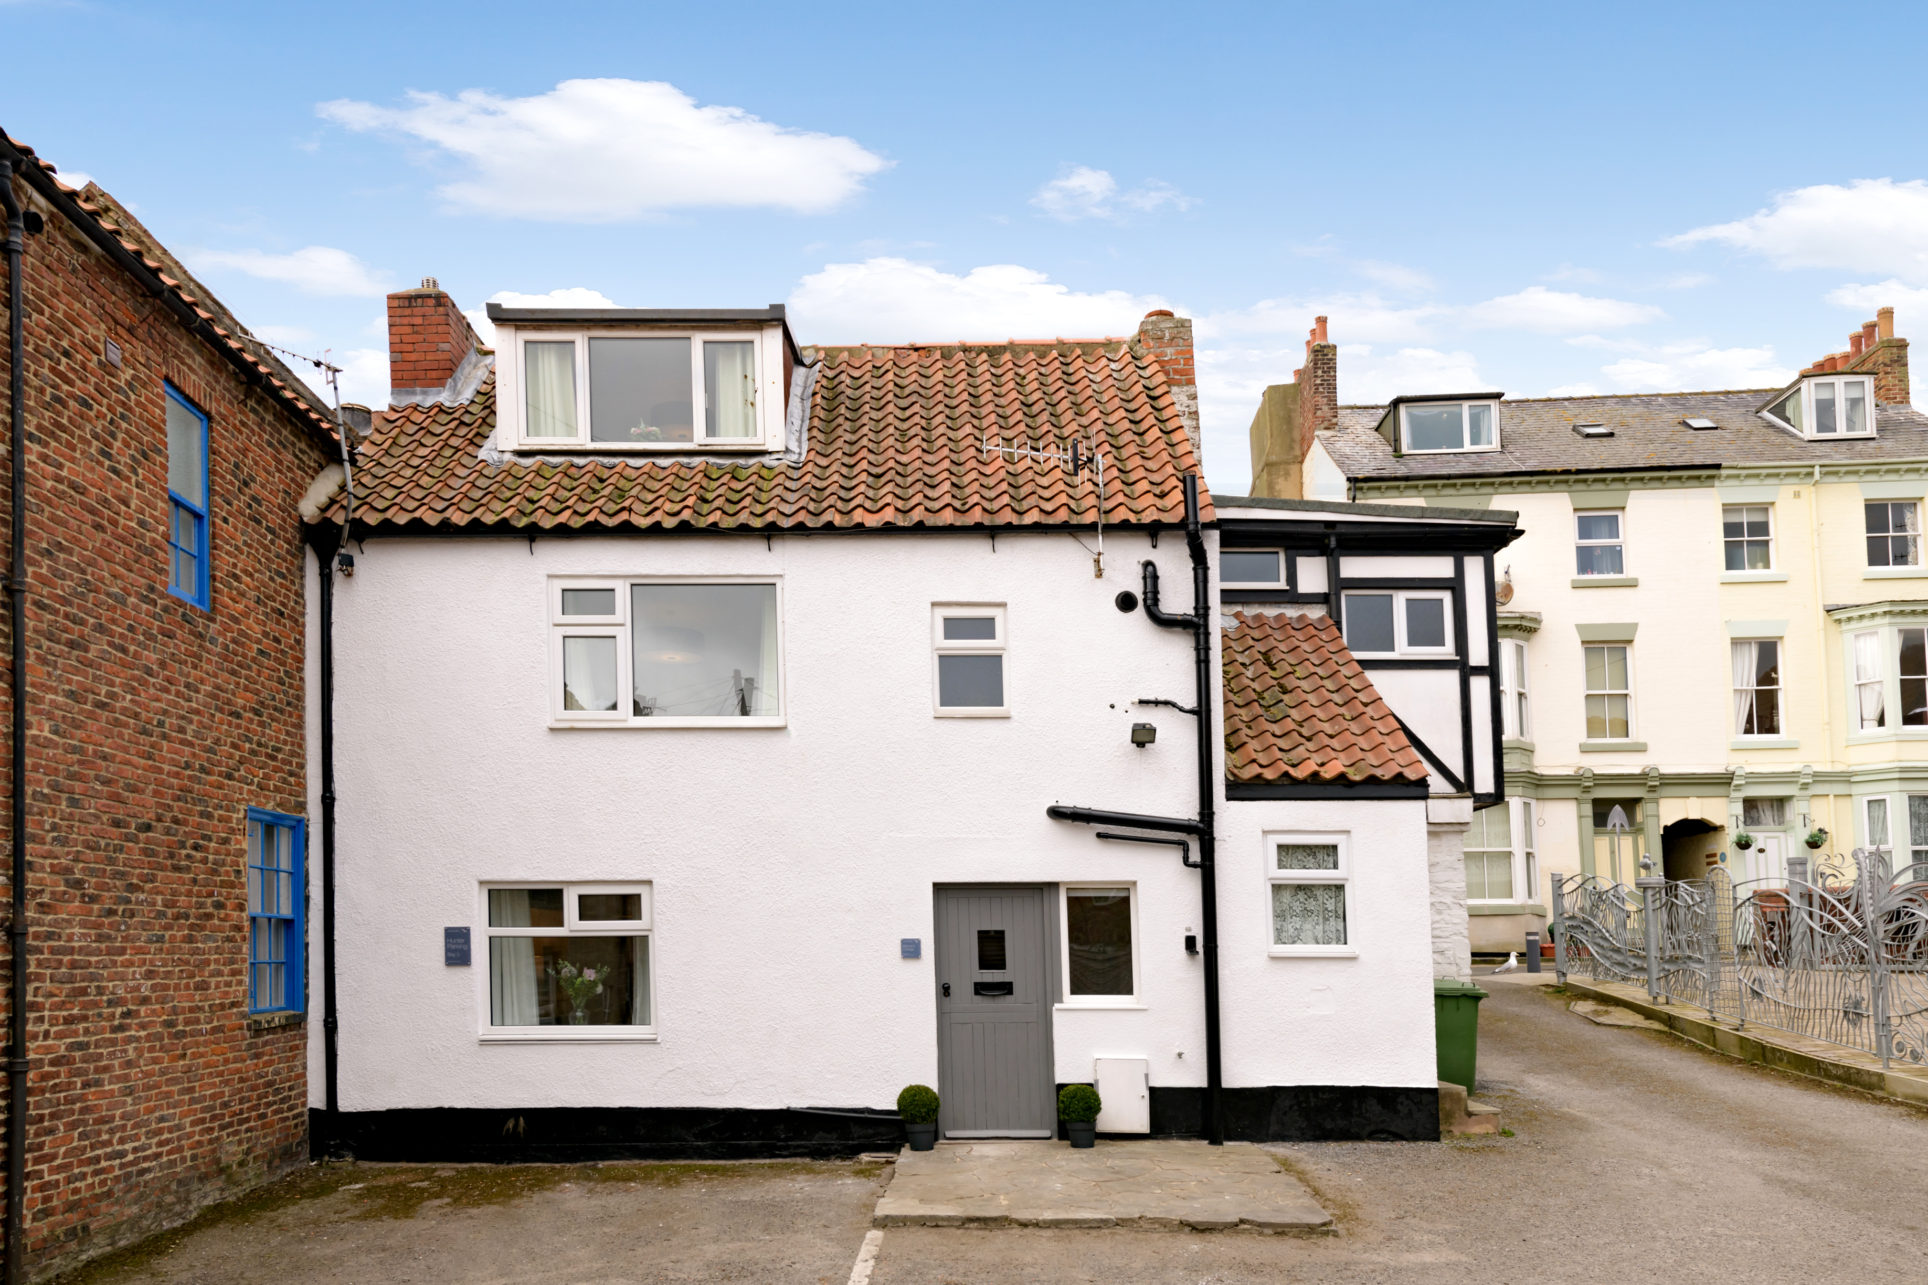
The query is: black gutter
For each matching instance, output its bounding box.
[1045,474,1224,1146]
[1,159,30,1285]
[308,526,342,1156]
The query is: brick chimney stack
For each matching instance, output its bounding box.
[1298,316,1337,446]
[388,277,485,407]
[1800,305,1910,406]
[1135,310,1202,463]
[1248,317,1340,499]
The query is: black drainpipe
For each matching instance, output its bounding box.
[1045,474,1223,1145]
[309,526,341,1156]
[2,159,32,1285]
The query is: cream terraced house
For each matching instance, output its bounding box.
[1249,308,1928,954]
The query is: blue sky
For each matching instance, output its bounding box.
[8,0,1928,491]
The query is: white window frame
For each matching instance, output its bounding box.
[1722,504,1775,572]
[1522,799,1539,907]
[1219,548,1287,588]
[1864,795,1892,858]
[1731,638,1784,739]
[477,882,656,1043]
[1058,883,1142,1008]
[1865,500,1922,569]
[1574,509,1626,578]
[1341,590,1455,658]
[1265,831,1355,958]
[1501,638,1531,740]
[1907,796,1928,874]
[549,576,785,729]
[497,323,785,452]
[1463,804,1518,905]
[1397,400,1500,454]
[1851,629,1886,731]
[1763,375,1877,439]
[932,604,1009,718]
[1583,643,1636,742]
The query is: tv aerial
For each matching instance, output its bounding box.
[979,434,1108,577]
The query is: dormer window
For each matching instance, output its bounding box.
[1763,375,1875,439]
[492,305,790,452]
[1398,399,1499,454]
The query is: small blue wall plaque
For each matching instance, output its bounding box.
[901,938,921,960]
[444,926,472,966]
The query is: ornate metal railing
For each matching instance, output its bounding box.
[1554,850,1928,1069]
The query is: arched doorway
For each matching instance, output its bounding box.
[1662,818,1723,881]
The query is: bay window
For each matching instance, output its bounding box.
[484,885,653,1035]
[1501,638,1530,740]
[552,579,782,726]
[1464,805,1515,902]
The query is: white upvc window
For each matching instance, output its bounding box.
[1398,400,1499,454]
[1584,644,1634,741]
[1574,510,1625,577]
[1723,505,1774,572]
[500,324,784,451]
[551,578,783,727]
[932,605,1008,717]
[1219,548,1286,587]
[1904,628,1928,728]
[480,884,654,1040]
[1866,501,1922,568]
[1061,884,1138,1005]
[1267,833,1353,957]
[1763,375,1876,438]
[1865,795,1892,857]
[1731,639,1782,738]
[1342,590,1453,657]
[1464,804,1515,902]
[1501,638,1531,740]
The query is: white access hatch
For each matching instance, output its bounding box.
[1092,1057,1151,1134]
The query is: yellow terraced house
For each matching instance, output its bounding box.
[1248,307,1928,955]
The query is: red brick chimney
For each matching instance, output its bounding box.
[1801,305,1910,406]
[1296,315,1338,452]
[1247,317,1341,499]
[1135,310,1201,460]
[387,277,484,406]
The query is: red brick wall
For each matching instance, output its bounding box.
[387,286,480,398]
[0,185,329,1277]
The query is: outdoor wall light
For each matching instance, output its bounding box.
[1130,722,1157,747]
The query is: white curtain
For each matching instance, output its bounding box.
[757,587,780,715]
[524,341,578,438]
[562,636,617,712]
[488,891,540,1026]
[705,342,757,438]
[1732,642,1757,736]
[631,938,652,1026]
[1855,632,1886,728]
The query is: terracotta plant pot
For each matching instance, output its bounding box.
[1066,1120,1096,1149]
[904,1121,937,1152]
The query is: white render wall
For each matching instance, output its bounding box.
[314,526,1438,1113]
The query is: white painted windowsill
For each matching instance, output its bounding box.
[1268,947,1359,959]
[550,718,787,731]
[1053,1002,1148,1012]
[479,1031,660,1044]
[1865,566,1928,579]
[1720,571,1787,583]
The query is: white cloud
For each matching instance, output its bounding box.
[463,288,621,345]
[1654,272,1714,290]
[787,258,1174,343]
[319,79,888,221]
[1546,382,1602,397]
[332,347,391,410]
[189,246,394,298]
[1353,260,1434,293]
[1031,165,1196,222]
[1199,294,1442,346]
[1543,264,1603,284]
[54,169,92,191]
[1597,343,1792,392]
[1462,286,1662,333]
[1826,280,1928,321]
[249,323,316,345]
[1665,179,1928,284]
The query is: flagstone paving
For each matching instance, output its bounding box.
[871,1139,1332,1231]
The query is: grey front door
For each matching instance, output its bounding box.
[933,886,1055,1137]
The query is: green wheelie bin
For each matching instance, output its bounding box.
[1433,978,1489,1093]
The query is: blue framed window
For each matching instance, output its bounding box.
[246,808,305,1015]
[164,382,210,608]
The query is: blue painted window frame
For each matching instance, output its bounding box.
[246,808,306,1015]
[164,382,210,609]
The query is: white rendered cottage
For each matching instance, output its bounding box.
[301,287,1514,1157]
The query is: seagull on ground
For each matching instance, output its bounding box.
[1491,952,1520,975]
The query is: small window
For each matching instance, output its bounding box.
[1399,401,1498,453]
[1902,627,1928,727]
[1731,639,1781,737]
[1464,805,1515,902]
[246,809,305,1015]
[1522,800,1539,904]
[976,929,1008,972]
[550,579,782,726]
[1342,590,1453,657]
[1501,639,1531,740]
[1722,505,1773,572]
[1741,798,1786,829]
[1220,549,1284,586]
[1574,510,1625,577]
[485,884,653,1031]
[513,329,768,449]
[1683,417,1719,430]
[165,383,211,609]
[1063,886,1135,1000]
[1909,796,1928,871]
[1866,502,1922,568]
[1866,796,1891,854]
[1584,644,1633,740]
[1765,376,1875,438]
[1268,835,1349,954]
[933,605,1007,716]
[1853,630,1885,729]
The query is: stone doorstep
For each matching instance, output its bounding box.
[872,1139,1333,1233]
[1563,977,1928,1109]
[1437,1080,1502,1136]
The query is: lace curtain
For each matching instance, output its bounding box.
[1273,884,1346,946]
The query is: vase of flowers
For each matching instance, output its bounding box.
[551,959,605,1025]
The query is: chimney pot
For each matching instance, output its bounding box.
[1851,332,1865,358]
[1143,309,1175,320]
[1878,307,1896,340]
[1313,315,1329,344]
[421,277,439,290]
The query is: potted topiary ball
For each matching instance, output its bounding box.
[897,1085,939,1151]
[1058,1084,1102,1148]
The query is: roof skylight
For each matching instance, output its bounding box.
[1572,422,1612,438]
[1683,417,1718,430]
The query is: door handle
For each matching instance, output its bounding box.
[942,982,951,997]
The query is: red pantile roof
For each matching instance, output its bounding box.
[1222,611,1427,785]
[340,337,1210,531]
